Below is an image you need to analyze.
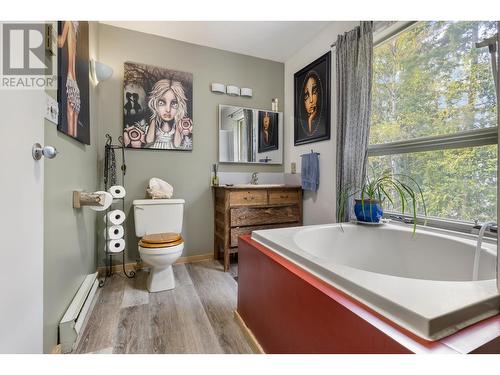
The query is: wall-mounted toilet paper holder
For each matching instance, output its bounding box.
[73,191,106,209]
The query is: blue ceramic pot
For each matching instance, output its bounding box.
[354,199,383,223]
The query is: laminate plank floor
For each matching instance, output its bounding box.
[75,261,252,354]
[186,262,252,354]
[75,274,125,353]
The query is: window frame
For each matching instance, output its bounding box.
[369,21,498,234]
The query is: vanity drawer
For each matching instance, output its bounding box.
[229,190,267,206]
[230,222,300,247]
[268,189,300,205]
[231,206,300,227]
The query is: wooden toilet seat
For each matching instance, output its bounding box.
[139,232,183,248]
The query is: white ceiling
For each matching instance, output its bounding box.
[101,21,331,62]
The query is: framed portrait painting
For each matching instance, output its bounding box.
[57,21,90,145]
[123,61,193,150]
[294,51,331,146]
[258,110,279,153]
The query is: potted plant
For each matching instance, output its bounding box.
[337,170,427,233]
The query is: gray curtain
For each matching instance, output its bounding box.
[335,21,374,222]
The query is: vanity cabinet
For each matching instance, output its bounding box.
[213,186,302,271]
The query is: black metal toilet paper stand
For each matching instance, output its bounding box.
[100,133,136,287]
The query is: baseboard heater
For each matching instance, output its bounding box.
[59,272,99,353]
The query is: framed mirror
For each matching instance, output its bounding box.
[218,105,283,164]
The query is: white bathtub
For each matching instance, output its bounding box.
[251,222,500,341]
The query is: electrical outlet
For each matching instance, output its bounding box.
[45,93,58,124]
[291,162,296,174]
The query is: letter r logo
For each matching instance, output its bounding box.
[2,23,53,75]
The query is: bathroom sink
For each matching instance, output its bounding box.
[232,184,285,188]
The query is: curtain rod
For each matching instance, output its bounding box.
[330,21,364,48]
[329,21,416,50]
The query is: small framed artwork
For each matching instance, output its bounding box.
[294,51,331,146]
[258,110,279,153]
[57,21,90,145]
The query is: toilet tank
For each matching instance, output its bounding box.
[133,199,185,237]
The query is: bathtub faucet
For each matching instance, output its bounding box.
[250,172,259,185]
[472,221,497,281]
[473,220,497,233]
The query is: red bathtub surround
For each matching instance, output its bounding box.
[237,235,500,354]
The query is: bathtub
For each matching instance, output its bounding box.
[251,222,500,341]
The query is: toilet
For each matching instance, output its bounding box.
[133,199,185,292]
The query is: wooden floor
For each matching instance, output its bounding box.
[75,260,252,354]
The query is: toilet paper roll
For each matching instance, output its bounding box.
[104,209,126,225]
[106,239,125,253]
[89,191,113,212]
[108,185,126,199]
[103,225,124,240]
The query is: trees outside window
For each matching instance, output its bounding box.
[369,21,498,223]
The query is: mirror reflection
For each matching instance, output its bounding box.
[218,105,283,164]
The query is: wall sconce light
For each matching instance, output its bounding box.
[240,88,253,98]
[210,82,252,98]
[90,59,113,84]
[211,82,226,94]
[226,85,240,96]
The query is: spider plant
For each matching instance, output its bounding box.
[337,170,427,234]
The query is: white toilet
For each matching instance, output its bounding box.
[133,199,185,292]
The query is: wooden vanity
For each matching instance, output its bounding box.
[213,185,302,271]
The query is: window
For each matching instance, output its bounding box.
[368,21,498,226]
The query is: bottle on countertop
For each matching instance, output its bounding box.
[211,163,219,186]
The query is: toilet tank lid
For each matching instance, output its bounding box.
[133,199,185,206]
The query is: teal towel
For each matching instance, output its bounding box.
[301,153,319,192]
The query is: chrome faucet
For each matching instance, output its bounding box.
[472,221,497,281]
[250,172,259,185]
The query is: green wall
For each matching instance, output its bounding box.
[97,24,285,265]
[44,22,286,352]
[43,22,285,351]
[43,22,100,353]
